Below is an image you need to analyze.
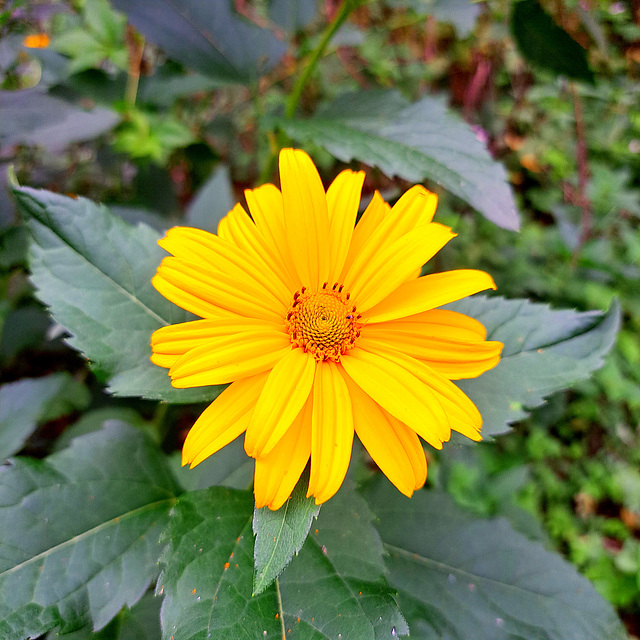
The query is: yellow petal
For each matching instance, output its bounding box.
[182,372,269,467]
[379,309,487,340]
[169,332,290,387]
[215,203,297,298]
[152,273,238,319]
[159,226,290,310]
[326,169,365,283]
[244,348,316,458]
[254,398,312,510]
[151,317,283,369]
[340,347,450,449]
[244,183,301,291]
[347,222,456,312]
[341,186,438,290]
[341,372,424,496]
[307,362,354,504]
[363,269,497,323]
[155,256,283,323]
[279,148,330,291]
[361,326,503,380]
[340,191,390,281]
[359,339,483,442]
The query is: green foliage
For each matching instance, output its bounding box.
[1,0,637,637]
[13,185,219,403]
[281,90,520,230]
[450,296,620,435]
[511,0,595,83]
[365,479,627,640]
[0,372,89,458]
[253,471,321,595]
[0,422,180,638]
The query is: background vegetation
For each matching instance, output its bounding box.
[1,0,639,638]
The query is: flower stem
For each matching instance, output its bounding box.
[284,0,359,120]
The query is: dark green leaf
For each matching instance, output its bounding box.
[110,0,287,84]
[279,90,519,230]
[0,422,181,639]
[278,481,408,639]
[168,435,253,492]
[449,297,620,436]
[159,483,407,639]
[185,165,235,233]
[364,480,626,640]
[45,592,161,640]
[511,0,595,83]
[253,470,321,595]
[13,185,221,403]
[0,372,90,459]
[268,0,319,33]
[0,89,118,151]
[157,487,282,640]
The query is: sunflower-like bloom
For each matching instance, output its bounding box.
[151,148,502,509]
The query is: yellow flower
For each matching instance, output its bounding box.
[151,148,502,510]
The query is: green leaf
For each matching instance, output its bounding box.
[0,372,90,459]
[13,185,221,403]
[364,480,627,640]
[159,483,407,639]
[386,0,481,36]
[168,435,254,492]
[278,481,408,639]
[110,0,287,84]
[448,296,620,436]
[0,422,181,639]
[511,0,595,83]
[45,592,161,640]
[252,471,321,595]
[279,90,519,230]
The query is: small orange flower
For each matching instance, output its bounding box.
[151,149,503,509]
[22,34,51,49]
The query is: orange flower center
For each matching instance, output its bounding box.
[286,283,361,362]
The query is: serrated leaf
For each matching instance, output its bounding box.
[110,0,287,84]
[252,471,321,595]
[512,0,595,83]
[279,90,519,230]
[448,296,620,436]
[0,372,90,459]
[364,479,627,640]
[159,482,406,639]
[13,185,221,403]
[0,422,181,639]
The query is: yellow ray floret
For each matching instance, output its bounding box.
[151,147,502,509]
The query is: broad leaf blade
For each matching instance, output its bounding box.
[512,0,595,83]
[13,185,220,403]
[0,422,180,639]
[253,471,321,595]
[0,372,89,459]
[449,297,620,436]
[364,480,626,640]
[111,0,287,84]
[185,165,235,233]
[280,90,519,230]
[0,89,118,151]
[159,483,406,639]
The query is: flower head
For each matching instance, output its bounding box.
[151,148,502,509]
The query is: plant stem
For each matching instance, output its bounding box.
[284,0,359,120]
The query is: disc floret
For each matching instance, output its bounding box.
[286,282,361,361]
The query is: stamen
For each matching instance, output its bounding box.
[285,285,361,362]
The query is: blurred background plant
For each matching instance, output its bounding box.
[1,0,639,636]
